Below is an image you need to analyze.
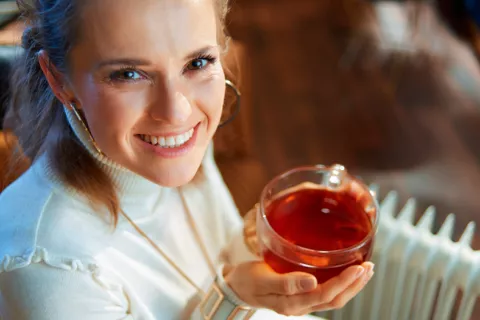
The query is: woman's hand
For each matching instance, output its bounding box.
[224,261,374,317]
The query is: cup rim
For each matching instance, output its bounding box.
[259,164,380,256]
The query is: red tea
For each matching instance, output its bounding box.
[263,187,373,283]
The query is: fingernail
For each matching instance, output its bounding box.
[364,271,374,284]
[367,268,374,278]
[366,263,374,274]
[363,262,374,272]
[299,278,317,291]
[356,266,365,278]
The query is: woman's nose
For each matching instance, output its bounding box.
[149,83,193,124]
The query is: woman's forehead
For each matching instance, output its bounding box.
[73,0,218,65]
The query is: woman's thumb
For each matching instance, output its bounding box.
[253,262,317,295]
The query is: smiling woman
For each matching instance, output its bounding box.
[0,0,373,319]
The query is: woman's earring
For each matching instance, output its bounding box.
[68,102,103,155]
[218,79,241,128]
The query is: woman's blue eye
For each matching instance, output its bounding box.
[186,58,210,71]
[110,69,143,81]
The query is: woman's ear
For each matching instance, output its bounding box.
[37,50,75,108]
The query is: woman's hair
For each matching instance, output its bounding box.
[6,0,231,224]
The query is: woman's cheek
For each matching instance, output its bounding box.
[196,78,226,127]
[84,89,148,148]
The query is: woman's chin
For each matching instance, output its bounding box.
[123,143,208,187]
[142,165,200,188]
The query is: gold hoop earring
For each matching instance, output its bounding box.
[68,102,103,155]
[218,79,241,128]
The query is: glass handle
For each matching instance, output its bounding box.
[323,164,347,189]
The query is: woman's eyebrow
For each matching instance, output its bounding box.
[94,58,153,69]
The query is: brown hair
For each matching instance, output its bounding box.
[6,0,231,224]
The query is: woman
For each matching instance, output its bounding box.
[0,0,374,319]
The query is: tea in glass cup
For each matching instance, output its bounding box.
[257,164,378,284]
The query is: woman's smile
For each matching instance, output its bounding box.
[135,122,201,158]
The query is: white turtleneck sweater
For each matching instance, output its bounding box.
[0,109,318,320]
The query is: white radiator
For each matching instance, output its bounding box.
[315,187,480,320]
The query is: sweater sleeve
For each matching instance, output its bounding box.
[0,263,132,320]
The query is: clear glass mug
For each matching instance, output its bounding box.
[256,164,379,284]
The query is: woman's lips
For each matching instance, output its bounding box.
[135,123,200,158]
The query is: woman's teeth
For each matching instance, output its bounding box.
[140,128,194,148]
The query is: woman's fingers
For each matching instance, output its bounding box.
[309,263,368,305]
[243,205,260,256]
[304,262,375,314]
[257,263,368,316]
[226,261,318,307]
[227,260,374,317]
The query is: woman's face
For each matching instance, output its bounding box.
[65,0,225,187]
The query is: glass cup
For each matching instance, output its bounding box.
[257,164,379,284]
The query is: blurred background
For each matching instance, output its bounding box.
[219,0,480,250]
[1,0,480,316]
